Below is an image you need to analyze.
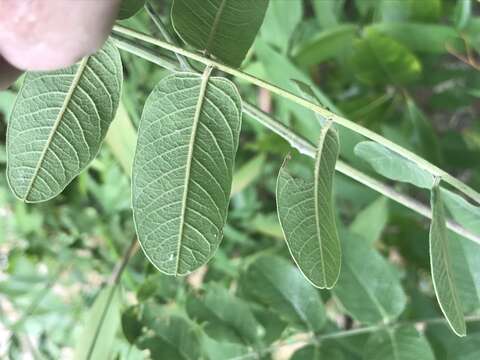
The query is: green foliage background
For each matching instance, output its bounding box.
[1,0,480,359]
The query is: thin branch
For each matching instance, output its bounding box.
[112,24,480,205]
[111,35,480,245]
[86,236,139,360]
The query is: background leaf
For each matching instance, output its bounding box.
[132,72,242,275]
[240,255,326,332]
[333,232,407,324]
[364,326,435,360]
[350,31,422,85]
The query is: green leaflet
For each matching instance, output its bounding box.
[429,183,466,336]
[6,40,122,202]
[333,233,407,324]
[277,123,342,289]
[354,141,435,189]
[132,71,242,276]
[240,255,326,332]
[364,326,435,360]
[171,0,269,67]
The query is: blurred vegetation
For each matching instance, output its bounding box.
[1,0,480,359]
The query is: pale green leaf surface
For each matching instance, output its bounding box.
[349,197,388,245]
[7,40,122,202]
[171,0,269,67]
[105,102,137,175]
[291,344,345,360]
[231,154,265,197]
[429,184,466,336]
[312,0,344,28]
[132,72,242,275]
[74,286,121,360]
[261,0,302,52]
[364,326,435,360]
[241,255,326,332]
[354,141,435,189]
[333,233,407,324]
[277,124,342,289]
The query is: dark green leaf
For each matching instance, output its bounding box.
[118,0,146,19]
[241,255,326,331]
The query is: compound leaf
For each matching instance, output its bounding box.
[132,71,242,275]
[429,183,466,336]
[7,40,122,202]
[277,123,341,289]
[171,0,269,67]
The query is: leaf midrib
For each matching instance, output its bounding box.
[175,67,213,275]
[22,57,89,201]
[204,0,227,56]
[313,124,331,287]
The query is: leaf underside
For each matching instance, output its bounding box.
[277,123,342,289]
[171,0,269,67]
[132,72,242,276]
[429,184,466,336]
[7,39,122,202]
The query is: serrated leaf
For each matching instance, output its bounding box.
[429,184,466,336]
[277,123,342,289]
[240,255,326,332]
[364,326,435,360]
[7,40,122,202]
[132,71,242,276]
[171,0,269,67]
[354,141,435,189]
[333,233,407,324]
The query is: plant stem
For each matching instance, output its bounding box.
[111,35,480,245]
[112,24,480,205]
